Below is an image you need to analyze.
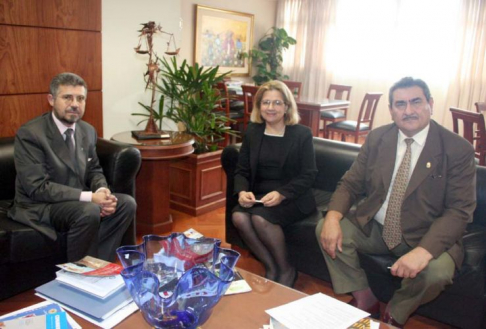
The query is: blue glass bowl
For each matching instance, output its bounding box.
[116,233,240,328]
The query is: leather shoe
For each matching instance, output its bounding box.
[348,298,380,319]
[382,310,404,328]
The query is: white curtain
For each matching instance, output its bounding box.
[277,0,486,130]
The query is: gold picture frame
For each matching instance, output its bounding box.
[194,5,254,77]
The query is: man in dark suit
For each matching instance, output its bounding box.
[8,72,136,262]
[316,77,476,327]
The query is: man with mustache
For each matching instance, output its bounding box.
[8,73,136,262]
[316,77,476,327]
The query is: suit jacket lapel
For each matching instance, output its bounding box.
[75,127,87,182]
[405,121,442,199]
[280,125,296,167]
[378,125,399,195]
[46,114,78,174]
[250,124,265,185]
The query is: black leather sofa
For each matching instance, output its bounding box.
[0,136,141,301]
[222,137,486,329]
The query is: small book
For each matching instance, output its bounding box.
[36,280,132,321]
[55,270,125,299]
[224,270,252,295]
[0,312,68,329]
[131,130,170,140]
[0,301,77,329]
[56,256,122,276]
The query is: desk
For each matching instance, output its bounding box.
[111,131,194,235]
[297,98,350,136]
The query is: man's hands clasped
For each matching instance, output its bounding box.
[92,189,117,217]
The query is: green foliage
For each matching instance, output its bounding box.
[154,57,237,153]
[241,27,296,85]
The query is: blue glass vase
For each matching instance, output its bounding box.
[116,233,240,328]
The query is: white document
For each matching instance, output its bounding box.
[265,293,370,329]
[36,293,139,329]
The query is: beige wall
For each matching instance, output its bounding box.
[180,0,278,84]
[102,0,277,138]
[102,0,182,138]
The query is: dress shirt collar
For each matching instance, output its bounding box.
[398,124,429,147]
[51,111,76,135]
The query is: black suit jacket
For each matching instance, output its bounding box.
[329,120,476,267]
[8,112,107,240]
[234,123,318,214]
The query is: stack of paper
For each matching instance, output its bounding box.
[35,281,132,322]
[55,270,125,299]
[35,256,138,328]
[265,293,372,329]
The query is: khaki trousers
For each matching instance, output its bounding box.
[315,217,455,324]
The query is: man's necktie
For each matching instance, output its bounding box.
[383,138,414,249]
[64,128,76,163]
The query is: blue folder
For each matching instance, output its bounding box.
[35,280,132,321]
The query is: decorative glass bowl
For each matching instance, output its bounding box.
[116,233,240,328]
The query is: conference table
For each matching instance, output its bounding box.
[296,97,350,137]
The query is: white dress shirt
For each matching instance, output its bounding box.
[374,124,430,225]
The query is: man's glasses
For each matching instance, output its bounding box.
[393,98,425,111]
[59,94,86,104]
[261,100,286,108]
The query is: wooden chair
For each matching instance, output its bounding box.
[215,82,245,145]
[282,80,302,100]
[326,92,383,144]
[241,85,260,128]
[450,107,486,165]
[475,102,486,113]
[320,84,352,137]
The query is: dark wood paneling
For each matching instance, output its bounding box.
[0,92,103,137]
[0,0,101,31]
[0,26,101,95]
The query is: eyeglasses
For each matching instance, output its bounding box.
[59,94,86,104]
[261,100,286,108]
[393,98,425,111]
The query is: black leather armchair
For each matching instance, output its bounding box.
[222,137,486,329]
[0,136,141,300]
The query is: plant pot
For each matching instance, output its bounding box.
[169,149,226,216]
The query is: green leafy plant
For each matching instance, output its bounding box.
[241,27,296,85]
[153,57,237,153]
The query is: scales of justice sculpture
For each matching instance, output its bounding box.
[132,21,180,140]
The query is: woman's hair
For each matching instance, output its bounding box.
[250,80,300,125]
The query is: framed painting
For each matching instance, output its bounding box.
[195,5,254,76]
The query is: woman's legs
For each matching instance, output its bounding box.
[251,215,295,286]
[232,211,279,280]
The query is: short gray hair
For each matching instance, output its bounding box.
[49,72,87,97]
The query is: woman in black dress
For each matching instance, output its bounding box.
[232,80,317,286]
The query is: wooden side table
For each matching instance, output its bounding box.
[111,131,194,235]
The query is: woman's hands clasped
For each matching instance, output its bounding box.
[238,191,286,208]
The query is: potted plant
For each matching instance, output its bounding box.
[242,27,296,85]
[148,56,237,215]
[155,57,237,153]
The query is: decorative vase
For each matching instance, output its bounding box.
[116,233,240,328]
